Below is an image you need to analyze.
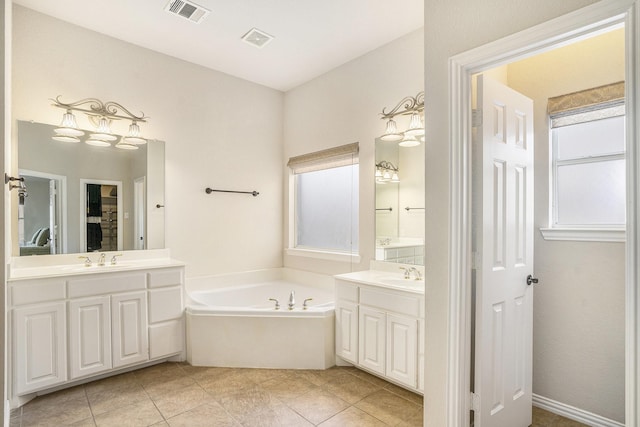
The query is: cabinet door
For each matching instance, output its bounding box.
[335,301,358,364]
[418,318,424,392]
[359,306,385,375]
[386,313,417,388]
[69,296,112,379]
[14,302,66,395]
[112,291,148,368]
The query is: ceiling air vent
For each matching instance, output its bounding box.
[164,0,210,24]
[241,28,274,49]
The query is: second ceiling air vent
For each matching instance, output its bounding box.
[164,0,211,24]
[241,28,275,49]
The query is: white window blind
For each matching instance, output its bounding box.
[546,81,626,238]
[287,142,359,174]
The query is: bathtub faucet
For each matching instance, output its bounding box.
[288,291,295,310]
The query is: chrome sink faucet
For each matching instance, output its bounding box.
[408,267,422,280]
[288,291,295,310]
[78,255,92,267]
[400,266,422,280]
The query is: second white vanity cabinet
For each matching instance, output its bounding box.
[69,295,112,379]
[335,272,424,393]
[111,290,149,368]
[9,258,185,400]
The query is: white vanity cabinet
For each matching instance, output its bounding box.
[9,260,185,400]
[14,301,67,395]
[111,290,149,368]
[335,275,424,392]
[335,282,359,365]
[147,268,184,359]
[68,296,112,379]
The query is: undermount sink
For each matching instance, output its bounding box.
[378,276,424,288]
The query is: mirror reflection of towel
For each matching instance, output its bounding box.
[87,223,102,251]
[87,184,102,217]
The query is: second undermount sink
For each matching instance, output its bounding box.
[378,276,425,288]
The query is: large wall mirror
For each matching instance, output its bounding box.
[16,120,165,256]
[374,138,425,265]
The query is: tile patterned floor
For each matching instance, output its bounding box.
[9,362,423,426]
[532,406,589,427]
[8,361,588,426]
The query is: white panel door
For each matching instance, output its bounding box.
[14,302,67,395]
[386,313,417,388]
[112,291,148,368]
[336,300,358,364]
[359,306,385,375]
[69,296,112,379]
[475,75,534,427]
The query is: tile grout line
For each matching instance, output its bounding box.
[82,385,98,426]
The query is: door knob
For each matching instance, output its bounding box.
[526,274,539,286]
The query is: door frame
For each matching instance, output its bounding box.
[133,176,145,250]
[446,0,640,425]
[19,169,68,254]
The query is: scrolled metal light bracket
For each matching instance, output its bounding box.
[51,96,148,122]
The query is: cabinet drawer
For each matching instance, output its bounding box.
[335,281,359,302]
[11,278,66,306]
[68,273,146,298]
[148,269,183,289]
[149,286,183,323]
[149,319,184,359]
[360,287,421,317]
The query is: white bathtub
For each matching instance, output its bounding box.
[186,269,336,369]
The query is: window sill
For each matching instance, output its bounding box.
[539,228,625,242]
[286,248,361,263]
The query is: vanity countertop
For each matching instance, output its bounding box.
[334,269,424,294]
[8,249,184,281]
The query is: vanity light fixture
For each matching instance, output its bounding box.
[399,134,421,147]
[375,161,400,184]
[50,96,149,148]
[115,140,139,150]
[379,91,424,145]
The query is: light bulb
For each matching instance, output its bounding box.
[399,135,421,147]
[380,119,403,142]
[404,112,425,136]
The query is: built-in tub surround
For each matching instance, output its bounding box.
[186,268,335,369]
[335,265,425,393]
[8,249,185,408]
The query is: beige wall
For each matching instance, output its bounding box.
[283,28,424,275]
[2,0,9,415]
[12,6,284,278]
[423,0,600,425]
[506,29,625,422]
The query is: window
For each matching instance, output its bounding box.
[287,143,359,261]
[543,82,626,241]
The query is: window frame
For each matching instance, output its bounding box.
[543,83,626,242]
[286,143,361,262]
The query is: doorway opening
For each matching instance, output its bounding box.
[79,179,123,252]
[18,169,67,256]
[445,1,639,426]
[469,27,625,426]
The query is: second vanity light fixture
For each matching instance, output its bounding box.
[375,161,400,184]
[51,96,149,150]
[379,91,424,147]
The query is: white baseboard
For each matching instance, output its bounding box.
[533,394,624,427]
